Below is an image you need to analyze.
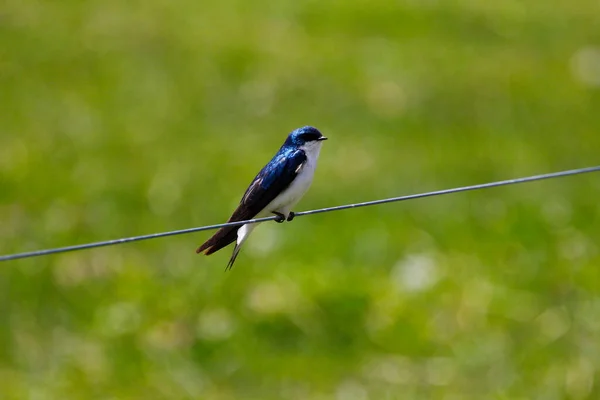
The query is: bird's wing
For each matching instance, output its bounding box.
[196,149,307,255]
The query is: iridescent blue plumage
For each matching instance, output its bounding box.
[196,126,327,269]
[241,149,307,206]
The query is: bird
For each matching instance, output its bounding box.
[196,126,328,270]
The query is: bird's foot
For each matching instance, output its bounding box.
[273,212,286,223]
[286,212,295,222]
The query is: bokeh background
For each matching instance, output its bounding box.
[2,0,600,398]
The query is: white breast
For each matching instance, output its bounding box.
[235,140,324,247]
[261,140,324,217]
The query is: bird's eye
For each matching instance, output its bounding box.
[299,132,321,141]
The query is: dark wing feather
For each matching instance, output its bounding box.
[196,149,307,255]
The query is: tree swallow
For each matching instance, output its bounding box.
[196,126,328,269]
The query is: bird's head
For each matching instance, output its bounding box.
[284,126,328,149]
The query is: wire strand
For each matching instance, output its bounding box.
[2,165,599,262]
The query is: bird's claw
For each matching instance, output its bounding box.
[273,212,285,223]
[273,211,295,223]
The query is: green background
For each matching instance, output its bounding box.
[2,0,600,398]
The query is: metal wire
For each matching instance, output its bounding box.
[1,165,599,262]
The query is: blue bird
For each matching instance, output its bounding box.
[196,126,328,269]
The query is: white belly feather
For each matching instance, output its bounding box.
[235,141,323,246]
[261,157,317,216]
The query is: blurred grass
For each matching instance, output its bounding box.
[2,0,600,398]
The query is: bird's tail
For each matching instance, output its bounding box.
[223,223,257,270]
[226,243,243,271]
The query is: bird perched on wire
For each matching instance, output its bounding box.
[196,126,328,269]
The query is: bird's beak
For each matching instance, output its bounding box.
[318,136,328,141]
